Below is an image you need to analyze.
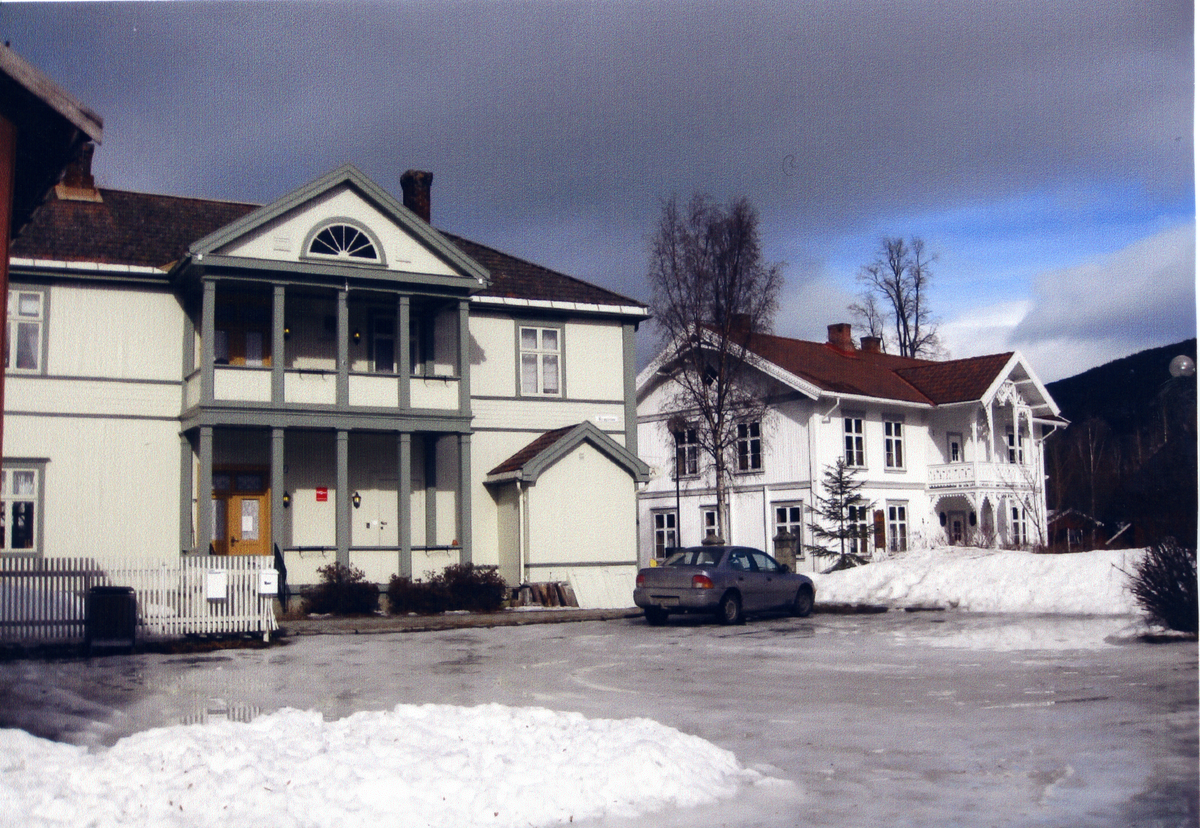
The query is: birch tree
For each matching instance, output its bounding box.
[851,236,941,358]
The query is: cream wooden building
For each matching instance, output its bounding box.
[6,154,648,605]
[636,323,1063,571]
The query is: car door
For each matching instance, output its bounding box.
[727,548,770,612]
[750,550,795,609]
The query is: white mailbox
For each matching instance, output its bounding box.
[206,569,228,601]
[258,568,279,596]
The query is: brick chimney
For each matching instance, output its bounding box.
[827,323,855,352]
[400,169,433,223]
[55,142,103,203]
[860,336,882,354]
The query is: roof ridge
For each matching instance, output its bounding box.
[92,186,262,208]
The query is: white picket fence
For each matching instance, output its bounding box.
[0,556,279,644]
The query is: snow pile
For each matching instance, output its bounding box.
[811,547,1144,614]
[1,704,774,828]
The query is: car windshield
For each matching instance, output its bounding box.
[664,549,723,567]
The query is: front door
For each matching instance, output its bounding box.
[212,470,271,556]
[948,512,966,545]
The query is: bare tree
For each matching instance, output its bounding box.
[851,236,941,358]
[648,193,783,541]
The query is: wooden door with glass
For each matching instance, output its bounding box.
[212,469,271,555]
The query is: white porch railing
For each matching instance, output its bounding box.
[0,556,278,645]
[927,462,1036,491]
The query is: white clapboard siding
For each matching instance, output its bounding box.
[0,556,278,644]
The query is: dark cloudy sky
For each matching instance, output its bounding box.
[2,1,1193,381]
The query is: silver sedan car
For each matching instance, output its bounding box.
[633,545,815,625]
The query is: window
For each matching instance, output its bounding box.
[519,327,561,396]
[736,421,762,472]
[947,432,963,463]
[702,508,719,539]
[1011,506,1028,546]
[372,315,396,374]
[652,511,677,558]
[307,223,380,262]
[887,502,908,552]
[214,295,271,367]
[847,503,870,556]
[7,290,44,373]
[843,416,865,467]
[884,419,904,469]
[774,503,804,558]
[673,427,699,477]
[1007,428,1025,464]
[1,466,40,553]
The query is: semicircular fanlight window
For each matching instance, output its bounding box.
[308,224,380,262]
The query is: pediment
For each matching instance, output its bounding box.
[188,165,489,287]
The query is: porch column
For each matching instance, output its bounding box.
[984,404,994,463]
[398,296,410,410]
[457,299,471,413]
[336,430,350,567]
[178,433,193,553]
[398,433,412,578]
[271,428,285,558]
[457,432,472,563]
[272,285,286,404]
[337,288,349,408]
[201,280,216,404]
[425,434,438,549]
[197,426,213,555]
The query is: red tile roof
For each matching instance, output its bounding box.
[487,425,577,476]
[11,187,646,310]
[739,331,1014,406]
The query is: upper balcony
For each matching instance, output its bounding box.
[927,462,1038,492]
[184,283,469,419]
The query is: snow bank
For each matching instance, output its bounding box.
[1,704,775,828]
[811,547,1144,614]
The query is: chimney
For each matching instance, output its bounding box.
[55,142,103,203]
[861,336,882,354]
[827,323,854,352]
[400,169,433,223]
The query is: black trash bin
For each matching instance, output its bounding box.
[85,586,137,654]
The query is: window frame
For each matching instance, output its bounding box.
[517,324,564,397]
[301,218,386,266]
[886,501,908,553]
[843,414,865,468]
[847,502,870,556]
[773,502,805,559]
[735,421,762,473]
[701,507,719,539]
[672,426,699,478]
[0,460,46,555]
[1006,428,1026,464]
[947,432,963,463]
[883,417,905,470]
[6,287,48,376]
[1010,506,1029,546]
[652,510,678,558]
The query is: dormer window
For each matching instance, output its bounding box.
[306,222,381,263]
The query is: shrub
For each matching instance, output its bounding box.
[387,563,508,615]
[1129,538,1197,634]
[304,562,381,616]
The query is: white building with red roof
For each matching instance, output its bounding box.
[636,323,1064,570]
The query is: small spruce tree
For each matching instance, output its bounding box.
[807,458,874,570]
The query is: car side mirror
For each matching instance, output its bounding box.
[779,564,790,573]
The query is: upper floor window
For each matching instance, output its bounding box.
[673,427,699,477]
[884,419,905,469]
[736,421,762,472]
[844,415,865,467]
[1007,428,1025,464]
[947,432,963,463]
[519,326,561,396]
[7,290,45,374]
[306,223,381,263]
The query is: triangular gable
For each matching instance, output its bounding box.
[978,351,1061,418]
[187,164,489,287]
[485,421,650,484]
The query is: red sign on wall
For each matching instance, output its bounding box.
[316,487,328,502]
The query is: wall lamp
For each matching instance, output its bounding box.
[352,329,362,344]
[352,491,362,509]
[282,491,291,509]
[283,326,291,340]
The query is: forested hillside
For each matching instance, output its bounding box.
[1044,339,1196,548]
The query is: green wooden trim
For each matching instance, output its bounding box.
[487,421,649,485]
[457,433,471,563]
[336,430,350,567]
[272,286,286,404]
[271,428,285,560]
[197,426,214,555]
[398,433,412,579]
[622,321,638,458]
[179,433,193,552]
[300,216,388,267]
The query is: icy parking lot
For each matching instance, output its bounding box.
[1,610,1195,828]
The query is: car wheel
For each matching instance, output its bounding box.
[644,607,669,626]
[717,592,743,625]
[791,585,814,618]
